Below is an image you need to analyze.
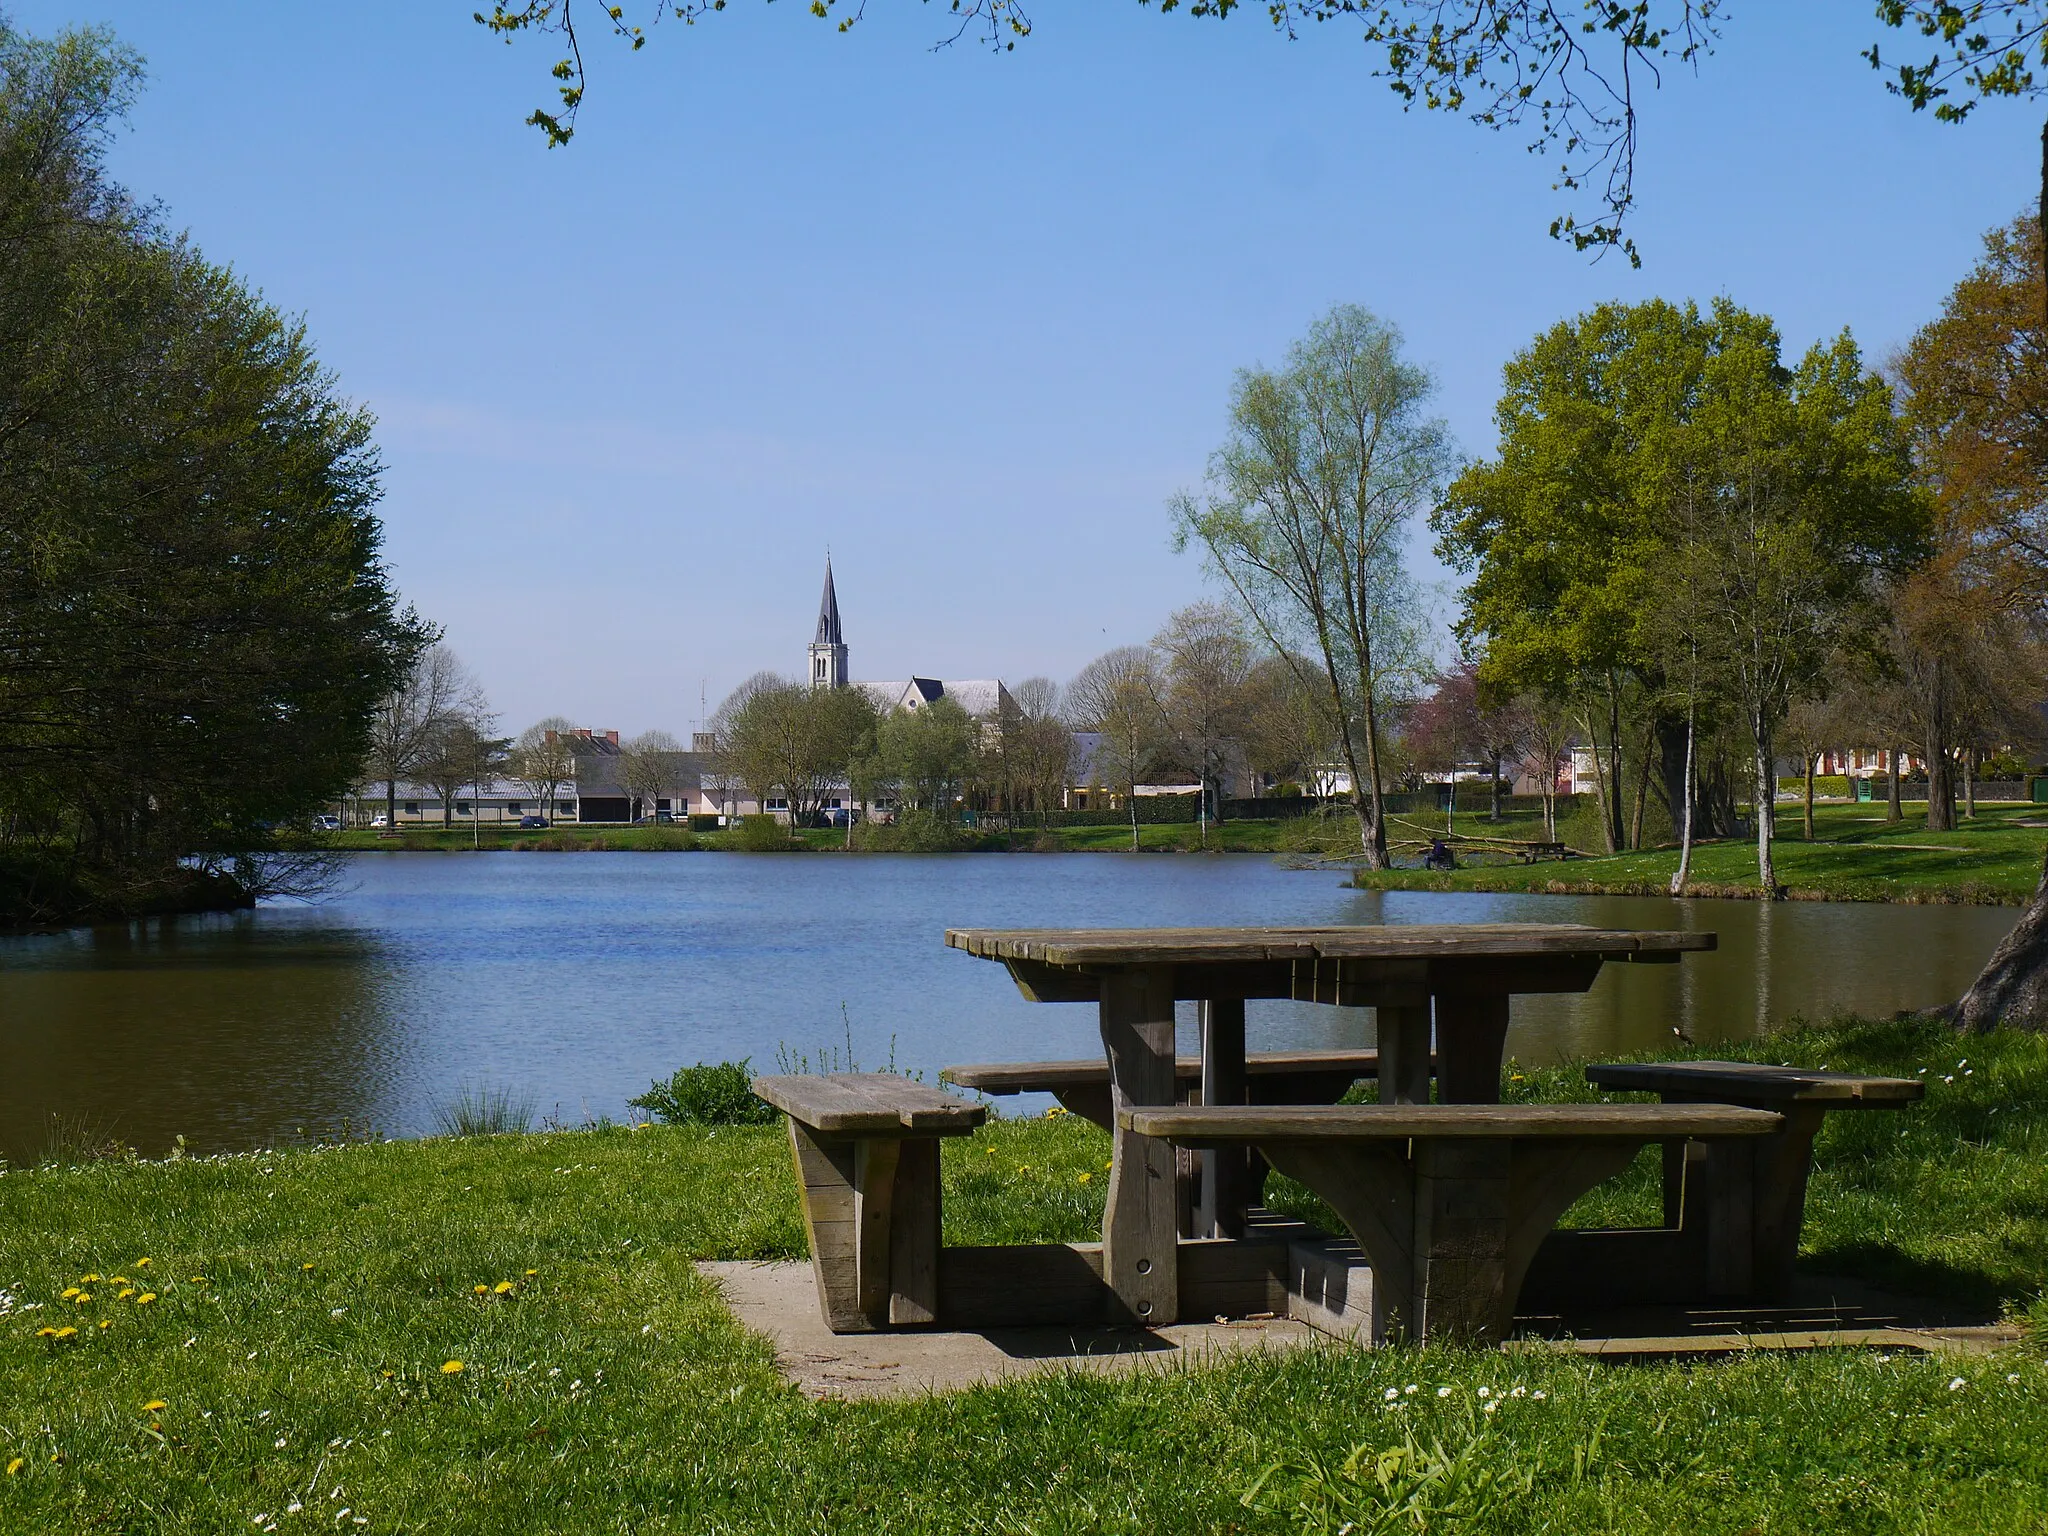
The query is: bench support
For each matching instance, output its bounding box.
[1101,966,1180,1325]
[787,1120,942,1331]
[1261,1135,1643,1342]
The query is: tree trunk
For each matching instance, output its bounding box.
[1935,846,2048,1031]
[1965,746,1977,820]
[1803,753,1817,841]
[1607,685,1627,851]
[1927,747,1957,832]
[1670,701,1696,895]
[1753,714,1779,896]
[1580,698,1618,855]
[1887,746,1903,824]
[1488,756,1502,822]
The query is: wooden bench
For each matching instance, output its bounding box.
[942,1048,1391,1131]
[1582,1060,1923,1299]
[752,1073,986,1332]
[1121,1101,1782,1343]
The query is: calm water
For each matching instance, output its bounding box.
[0,853,2016,1163]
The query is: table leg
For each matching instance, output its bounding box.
[1101,966,1179,1325]
[1433,991,1510,1104]
[1196,997,1249,1238]
[1377,1004,1433,1105]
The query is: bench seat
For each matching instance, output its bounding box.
[1122,1100,1781,1343]
[942,1048,1393,1131]
[1583,1059,1923,1298]
[753,1073,986,1332]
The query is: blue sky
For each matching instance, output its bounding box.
[12,2,2045,736]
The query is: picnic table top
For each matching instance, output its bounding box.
[944,923,1716,969]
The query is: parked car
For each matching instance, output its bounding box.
[633,811,677,825]
[370,815,390,828]
[311,814,341,832]
[518,814,549,829]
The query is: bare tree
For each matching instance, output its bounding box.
[1173,305,1450,868]
[1149,602,1256,837]
[620,728,685,820]
[511,715,579,821]
[1008,677,1074,826]
[1066,646,1165,852]
[364,644,485,828]
[1516,694,1576,844]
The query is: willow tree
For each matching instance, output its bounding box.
[1173,305,1448,869]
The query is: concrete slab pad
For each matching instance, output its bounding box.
[699,1259,1323,1400]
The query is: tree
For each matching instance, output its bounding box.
[1150,601,1255,834]
[1174,305,1449,868]
[511,716,579,820]
[366,646,484,829]
[1238,652,1336,796]
[878,697,977,816]
[0,17,420,919]
[1007,676,1075,825]
[716,676,877,825]
[418,716,511,831]
[1066,646,1165,852]
[1514,692,1576,843]
[1676,323,1926,890]
[619,728,686,820]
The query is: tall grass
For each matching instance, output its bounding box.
[432,1086,536,1138]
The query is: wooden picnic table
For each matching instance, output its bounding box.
[945,923,1716,1326]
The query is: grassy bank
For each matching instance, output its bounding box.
[5,1016,2048,1531]
[1351,799,2048,904]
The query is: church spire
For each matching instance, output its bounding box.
[809,556,849,688]
[815,557,843,647]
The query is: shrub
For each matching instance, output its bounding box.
[688,814,722,832]
[628,1060,777,1126]
[734,814,798,851]
[853,810,966,852]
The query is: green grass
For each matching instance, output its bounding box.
[1353,799,2048,904]
[5,1016,2048,1531]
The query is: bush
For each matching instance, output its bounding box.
[734,814,798,851]
[1037,794,1199,827]
[628,1060,777,1126]
[852,810,967,851]
[688,814,722,832]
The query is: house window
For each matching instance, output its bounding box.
[507,801,522,815]
[765,797,790,812]
[402,801,419,816]
[457,802,471,815]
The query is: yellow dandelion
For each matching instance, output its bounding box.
[134,1258,151,1269]
[53,1326,76,1339]
[1103,1160,1113,1170]
[188,1276,205,1284]
[34,1327,57,1339]
[4,1457,20,1475]
[300,1263,314,1272]
[72,1292,92,1305]
[117,1288,135,1301]
[1077,1172,1092,1184]
[80,1273,100,1283]
[141,1400,167,1413]
[59,1287,79,1300]
[110,1276,129,1285]
[472,1284,489,1295]
[135,1292,157,1306]
[493,1281,515,1295]
[98,1320,111,1331]
[440,1360,464,1375]
[523,1269,538,1277]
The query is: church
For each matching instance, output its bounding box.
[808,558,1014,722]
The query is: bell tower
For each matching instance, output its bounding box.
[809,557,848,689]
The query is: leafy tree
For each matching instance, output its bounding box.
[0,17,419,917]
[877,697,977,816]
[1238,652,1335,796]
[1174,305,1448,868]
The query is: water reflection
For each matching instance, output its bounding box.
[0,854,2017,1161]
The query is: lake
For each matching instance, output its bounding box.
[0,852,2016,1163]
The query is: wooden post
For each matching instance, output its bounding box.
[1196,997,1250,1239]
[1411,1138,1511,1339]
[888,1138,941,1325]
[1101,966,1180,1325]
[1433,991,1510,1104]
[1376,1004,1433,1105]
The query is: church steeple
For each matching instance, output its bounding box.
[809,557,849,688]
